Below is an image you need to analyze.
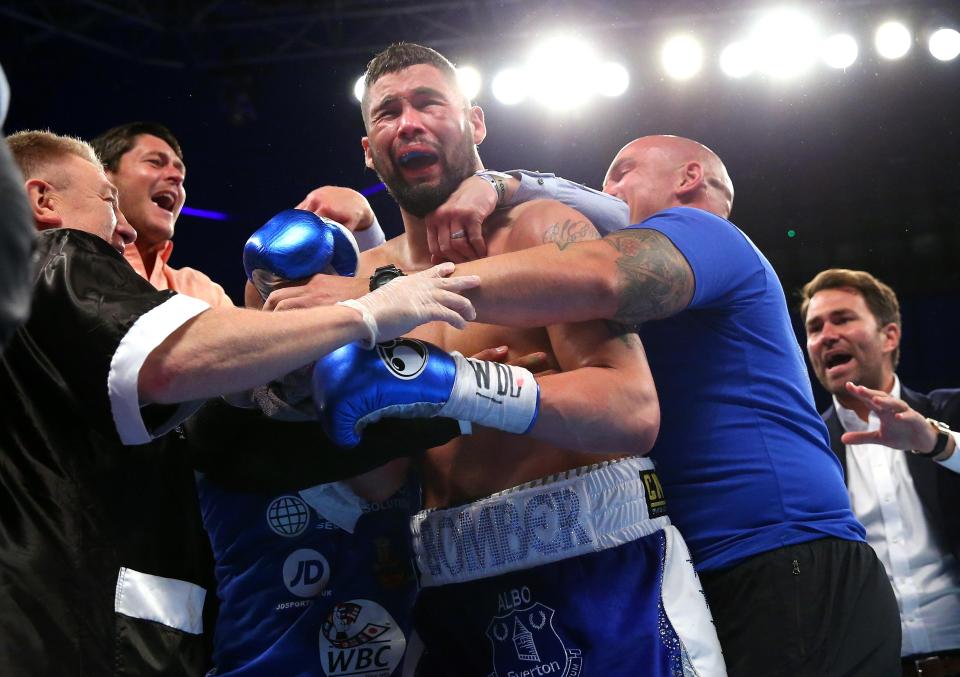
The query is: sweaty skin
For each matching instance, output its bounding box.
[358,199,654,509]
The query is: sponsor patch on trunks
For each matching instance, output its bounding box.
[487,597,582,677]
[319,599,405,676]
[639,469,667,519]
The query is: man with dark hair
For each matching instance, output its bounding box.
[323,42,723,676]
[92,120,184,172]
[211,42,724,677]
[91,121,233,306]
[802,268,960,675]
[0,129,479,676]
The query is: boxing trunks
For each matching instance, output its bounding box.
[198,476,420,677]
[410,457,726,676]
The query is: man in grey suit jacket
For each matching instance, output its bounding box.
[801,268,960,677]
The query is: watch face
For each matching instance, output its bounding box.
[370,267,404,291]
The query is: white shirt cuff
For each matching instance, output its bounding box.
[936,431,960,474]
[108,294,210,445]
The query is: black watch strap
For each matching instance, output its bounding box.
[369,264,406,291]
[912,418,951,458]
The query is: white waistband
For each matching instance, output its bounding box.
[411,457,670,588]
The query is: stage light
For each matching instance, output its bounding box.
[661,35,703,80]
[875,21,912,60]
[527,35,597,110]
[719,41,755,78]
[492,67,527,105]
[821,33,859,69]
[353,75,365,103]
[929,28,960,62]
[751,9,820,79]
[596,62,630,97]
[456,66,482,100]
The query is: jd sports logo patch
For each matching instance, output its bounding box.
[283,548,331,598]
[376,338,428,380]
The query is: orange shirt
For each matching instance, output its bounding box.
[124,240,233,308]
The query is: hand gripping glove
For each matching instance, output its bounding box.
[336,263,478,349]
[313,337,540,447]
[243,208,359,299]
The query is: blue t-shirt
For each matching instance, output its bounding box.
[633,207,864,571]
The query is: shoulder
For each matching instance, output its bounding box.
[38,227,115,257]
[165,264,233,307]
[38,229,151,290]
[636,207,745,245]
[926,387,960,402]
[357,234,404,276]
[493,199,600,253]
[905,385,960,421]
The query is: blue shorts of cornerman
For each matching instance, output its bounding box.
[409,457,727,676]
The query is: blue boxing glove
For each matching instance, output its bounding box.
[243,208,360,299]
[314,337,540,447]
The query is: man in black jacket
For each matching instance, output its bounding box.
[0,129,476,676]
[802,268,960,676]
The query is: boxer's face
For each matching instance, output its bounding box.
[804,287,898,395]
[362,64,485,217]
[108,134,186,249]
[49,155,137,254]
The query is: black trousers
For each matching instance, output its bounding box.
[699,537,901,677]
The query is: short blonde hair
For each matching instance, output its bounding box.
[6,130,101,183]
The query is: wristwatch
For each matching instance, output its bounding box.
[912,418,952,458]
[369,264,406,291]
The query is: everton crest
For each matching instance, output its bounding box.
[486,602,582,677]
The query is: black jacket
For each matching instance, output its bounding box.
[823,384,960,562]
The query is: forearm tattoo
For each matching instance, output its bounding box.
[601,229,694,325]
[605,320,639,348]
[542,219,600,249]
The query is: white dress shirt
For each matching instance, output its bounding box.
[836,376,960,656]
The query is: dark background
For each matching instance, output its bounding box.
[2,0,958,409]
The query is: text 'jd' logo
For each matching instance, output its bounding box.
[283,548,330,598]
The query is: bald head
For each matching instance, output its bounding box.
[603,135,734,224]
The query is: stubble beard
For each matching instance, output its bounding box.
[373,131,479,218]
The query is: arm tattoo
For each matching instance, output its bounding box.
[604,320,639,348]
[542,219,600,249]
[601,229,694,325]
